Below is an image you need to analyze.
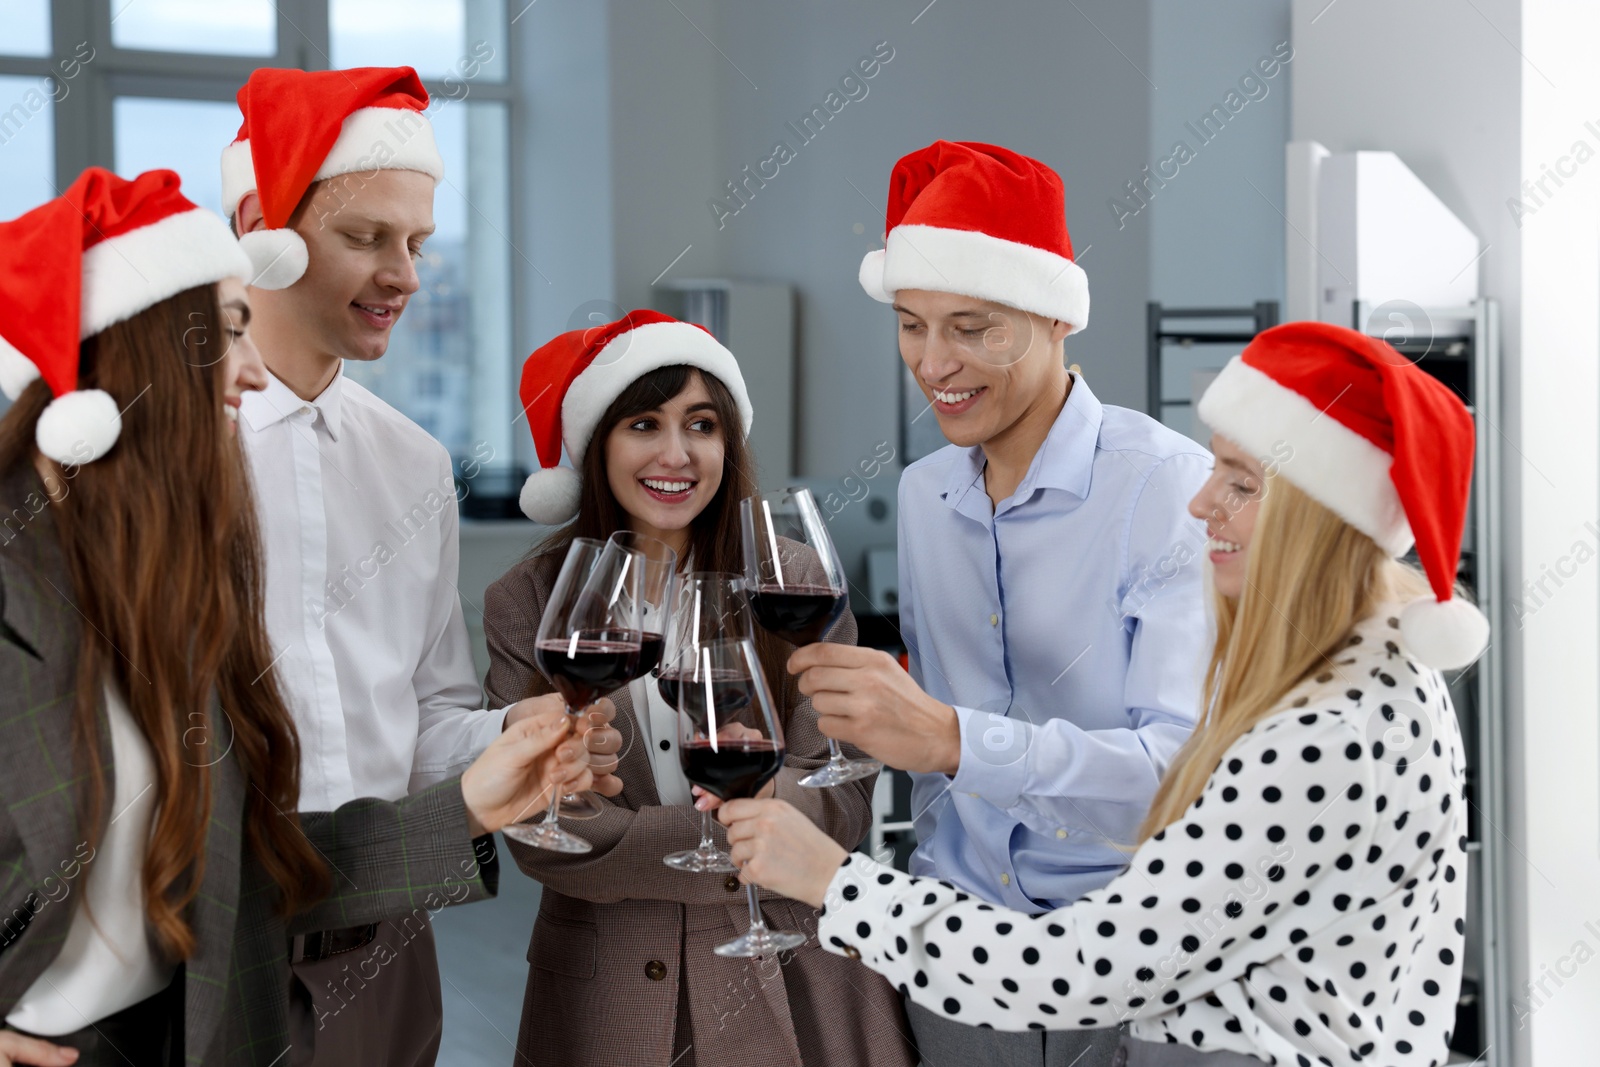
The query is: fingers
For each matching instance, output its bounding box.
[0,1030,79,1065]
[582,725,622,756]
[692,785,724,812]
[589,772,625,798]
[582,697,617,724]
[787,643,876,674]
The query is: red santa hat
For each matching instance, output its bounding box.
[859,140,1090,332]
[1197,321,1488,670]
[220,66,444,290]
[0,167,252,465]
[517,310,754,525]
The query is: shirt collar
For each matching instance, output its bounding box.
[239,363,346,441]
[940,371,1103,509]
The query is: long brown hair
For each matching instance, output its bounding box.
[0,284,327,959]
[1135,476,1430,842]
[531,365,795,710]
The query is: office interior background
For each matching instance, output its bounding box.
[1,0,1597,1064]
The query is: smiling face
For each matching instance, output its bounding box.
[1188,434,1267,598]
[245,169,436,364]
[601,370,727,548]
[216,276,268,434]
[893,289,1071,448]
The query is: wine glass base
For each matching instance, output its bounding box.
[557,791,606,819]
[714,927,807,959]
[502,820,593,853]
[799,757,883,789]
[663,847,738,873]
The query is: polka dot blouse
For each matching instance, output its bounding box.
[818,608,1467,1065]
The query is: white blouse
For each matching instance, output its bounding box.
[6,682,172,1036]
[817,607,1468,1065]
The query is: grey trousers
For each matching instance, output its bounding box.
[289,916,444,1067]
[1113,1035,1267,1066]
[907,999,1122,1067]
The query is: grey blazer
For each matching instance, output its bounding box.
[483,550,918,1067]
[0,462,497,1065]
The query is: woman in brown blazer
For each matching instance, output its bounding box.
[484,313,917,1067]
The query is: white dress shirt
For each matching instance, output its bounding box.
[240,365,508,809]
[6,681,172,1035]
[626,601,694,806]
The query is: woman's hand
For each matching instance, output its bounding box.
[0,1029,78,1065]
[461,705,593,836]
[578,700,624,797]
[691,722,775,811]
[718,798,848,909]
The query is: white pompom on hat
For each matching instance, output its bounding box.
[1197,320,1488,670]
[221,66,443,290]
[0,167,252,465]
[517,310,754,525]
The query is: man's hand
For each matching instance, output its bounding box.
[0,1029,78,1065]
[503,693,565,730]
[789,644,961,775]
[461,707,592,836]
[718,798,846,910]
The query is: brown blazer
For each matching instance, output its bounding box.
[483,551,917,1067]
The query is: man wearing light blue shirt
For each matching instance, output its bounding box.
[788,141,1209,1067]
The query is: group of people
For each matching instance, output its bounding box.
[0,64,1487,1067]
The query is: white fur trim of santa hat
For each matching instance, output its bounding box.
[1399,596,1489,671]
[1198,356,1413,556]
[0,332,40,400]
[221,107,445,220]
[519,465,583,526]
[559,320,755,468]
[80,207,252,337]
[860,224,1091,334]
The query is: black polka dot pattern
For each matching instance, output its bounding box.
[818,610,1467,1064]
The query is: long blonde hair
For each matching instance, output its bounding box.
[1136,475,1430,843]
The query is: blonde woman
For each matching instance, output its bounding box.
[719,321,1488,1066]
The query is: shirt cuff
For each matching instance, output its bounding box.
[948,704,1034,810]
[817,853,904,964]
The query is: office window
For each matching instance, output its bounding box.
[1,1,52,57]
[0,1,519,471]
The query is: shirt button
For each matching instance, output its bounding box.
[645,960,667,981]
[1056,828,1068,839]
[1000,872,1011,886]
[967,792,980,798]
[659,739,670,751]
[990,613,999,626]
[723,874,741,893]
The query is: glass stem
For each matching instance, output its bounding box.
[745,883,767,932]
[544,706,579,822]
[699,809,717,851]
[826,738,848,764]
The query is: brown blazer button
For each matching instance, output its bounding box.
[843,945,861,960]
[645,960,667,981]
[723,874,741,893]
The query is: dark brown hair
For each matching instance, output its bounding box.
[0,284,328,959]
[531,365,795,716]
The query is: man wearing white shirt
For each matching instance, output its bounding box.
[222,66,618,1066]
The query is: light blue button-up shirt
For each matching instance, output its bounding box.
[899,372,1212,913]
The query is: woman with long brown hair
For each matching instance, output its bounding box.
[718,321,1488,1066]
[0,169,595,1067]
[484,311,916,1066]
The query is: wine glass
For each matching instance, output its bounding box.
[740,486,882,788]
[675,637,805,958]
[659,573,749,873]
[504,538,643,853]
[607,530,679,680]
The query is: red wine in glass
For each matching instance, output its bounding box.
[637,632,665,677]
[534,631,643,709]
[656,667,754,721]
[680,737,783,801]
[747,585,847,647]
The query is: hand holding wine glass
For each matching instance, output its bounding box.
[460,706,595,838]
[508,538,645,852]
[717,797,848,911]
[741,487,882,789]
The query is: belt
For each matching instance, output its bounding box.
[289,922,379,964]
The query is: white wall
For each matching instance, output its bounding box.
[1293,2,1600,1064]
